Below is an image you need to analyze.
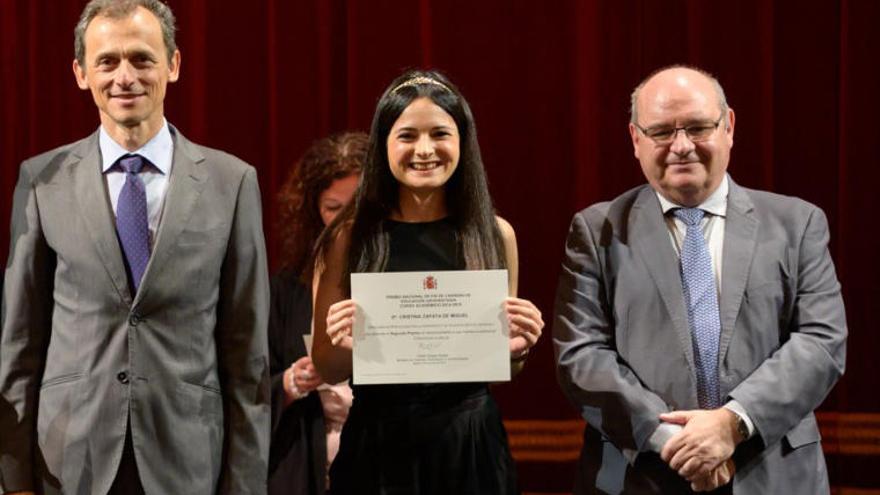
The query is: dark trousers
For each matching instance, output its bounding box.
[108,423,146,495]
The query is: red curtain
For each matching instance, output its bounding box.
[2,0,879,488]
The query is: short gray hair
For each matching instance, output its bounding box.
[74,0,177,68]
[629,64,729,125]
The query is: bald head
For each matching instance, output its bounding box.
[627,65,736,207]
[630,66,728,126]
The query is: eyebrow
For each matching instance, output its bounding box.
[394,125,455,133]
[92,48,157,63]
[645,117,716,128]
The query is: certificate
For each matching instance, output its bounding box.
[350,269,510,385]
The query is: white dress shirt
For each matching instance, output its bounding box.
[647,175,756,452]
[657,176,727,293]
[100,120,174,248]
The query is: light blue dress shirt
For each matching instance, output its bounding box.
[100,120,174,248]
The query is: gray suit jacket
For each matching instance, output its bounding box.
[0,128,271,494]
[553,179,846,494]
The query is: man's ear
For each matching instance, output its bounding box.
[724,107,735,148]
[167,49,181,83]
[628,122,640,159]
[73,59,89,90]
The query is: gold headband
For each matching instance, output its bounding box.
[391,76,451,93]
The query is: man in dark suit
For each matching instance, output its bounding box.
[554,66,846,494]
[0,1,270,493]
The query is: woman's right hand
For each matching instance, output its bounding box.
[326,299,356,350]
[283,356,323,404]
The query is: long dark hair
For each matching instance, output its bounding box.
[276,132,368,282]
[318,69,506,287]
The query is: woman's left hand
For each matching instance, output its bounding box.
[506,297,544,357]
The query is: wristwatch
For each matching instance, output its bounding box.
[734,413,749,443]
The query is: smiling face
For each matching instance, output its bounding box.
[318,173,359,226]
[629,68,735,206]
[73,6,180,140]
[386,97,461,196]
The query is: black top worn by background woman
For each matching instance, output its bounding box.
[267,270,327,495]
[328,218,518,495]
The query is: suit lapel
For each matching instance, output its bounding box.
[631,187,696,373]
[133,128,207,307]
[72,131,133,304]
[718,180,758,362]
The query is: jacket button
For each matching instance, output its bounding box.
[117,371,130,384]
[129,313,141,327]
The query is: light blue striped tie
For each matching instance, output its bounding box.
[674,208,721,409]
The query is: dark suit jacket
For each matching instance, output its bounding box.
[267,270,327,495]
[0,127,271,494]
[553,179,846,494]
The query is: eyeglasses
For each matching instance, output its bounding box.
[634,115,724,144]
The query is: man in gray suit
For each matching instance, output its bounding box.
[0,1,270,493]
[554,65,846,494]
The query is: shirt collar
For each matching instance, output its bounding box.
[656,174,729,218]
[99,119,173,175]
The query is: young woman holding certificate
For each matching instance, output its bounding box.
[312,70,544,495]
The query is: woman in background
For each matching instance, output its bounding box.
[312,70,544,495]
[268,132,368,495]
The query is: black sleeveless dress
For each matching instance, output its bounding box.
[328,218,518,495]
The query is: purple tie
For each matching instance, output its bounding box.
[116,155,151,293]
